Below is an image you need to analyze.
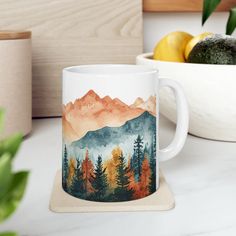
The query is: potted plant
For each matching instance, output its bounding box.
[0,109,29,236]
[202,0,236,35]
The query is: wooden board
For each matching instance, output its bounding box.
[0,0,143,117]
[50,170,175,212]
[143,0,236,12]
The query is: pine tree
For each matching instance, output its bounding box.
[104,147,122,189]
[114,152,133,201]
[90,155,108,201]
[127,157,138,198]
[133,135,144,181]
[62,145,69,191]
[139,156,151,197]
[68,158,77,191]
[153,132,156,157]
[71,157,86,198]
[149,132,156,193]
[82,150,94,196]
[143,144,149,162]
[130,147,136,175]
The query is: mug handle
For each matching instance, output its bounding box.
[158,78,189,162]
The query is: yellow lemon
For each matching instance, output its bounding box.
[153,31,193,62]
[185,32,213,60]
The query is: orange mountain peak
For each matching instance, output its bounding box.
[133,97,144,106]
[102,95,113,103]
[82,89,100,100]
[113,98,128,107]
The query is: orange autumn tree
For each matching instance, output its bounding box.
[104,147,122,189]
[68,158,76,188]
[131,155,151,199]
[82,149,94,195]
[139,155,151,197]
[127,157,139,199]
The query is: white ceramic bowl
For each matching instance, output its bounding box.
[137,53,236,141]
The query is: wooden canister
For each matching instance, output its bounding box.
[0,31,32,137]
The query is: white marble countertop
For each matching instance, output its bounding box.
[1,116,236,236]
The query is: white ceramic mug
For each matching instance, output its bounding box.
[62,64,189,202]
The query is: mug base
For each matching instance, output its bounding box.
[50,170,175,212]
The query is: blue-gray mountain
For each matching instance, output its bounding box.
[71,111,156,151]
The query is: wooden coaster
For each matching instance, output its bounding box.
[49,170,175,213]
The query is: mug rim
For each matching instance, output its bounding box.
[63,64,158,76]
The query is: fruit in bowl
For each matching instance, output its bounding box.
[154,31,236,65]
[184,32,213,59]
[153,31,193,62]
[137,31,236,141]
[187,34,236,64]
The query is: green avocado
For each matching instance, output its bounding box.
[187,34,236,65]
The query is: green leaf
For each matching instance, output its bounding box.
[0,134,23,159]
[0,232,18,236]
[0,171,29,222]
[202,0,221,25]
[0,154,12,199]
[226,7,236,35]
[0,109,4,134]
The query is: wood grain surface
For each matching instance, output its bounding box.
[143,0,236,12]
[0,31,31,40]
[0,0,143,117]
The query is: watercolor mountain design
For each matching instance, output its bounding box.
[71,111,155,163]
[62,90,157,202]
[131,96,156,115]
[63,90,156,142]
